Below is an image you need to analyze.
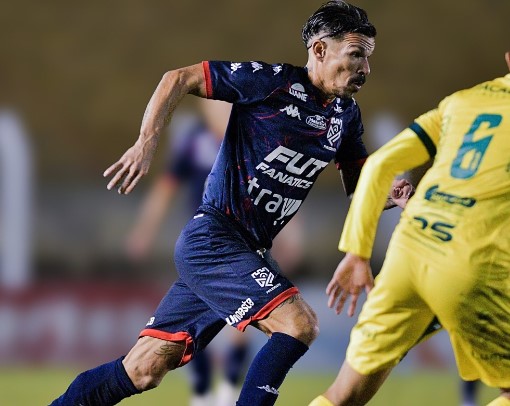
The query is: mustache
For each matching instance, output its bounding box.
[349,74,366,85]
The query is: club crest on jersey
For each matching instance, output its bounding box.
[289,83,308,101]
[327,117,343,145]
[280,104,301,120]
[306,115,327,130]
[251,267,274,287]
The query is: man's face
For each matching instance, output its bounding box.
[315,33,375,99]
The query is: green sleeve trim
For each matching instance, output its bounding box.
[409,122,436,158]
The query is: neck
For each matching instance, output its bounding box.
[306,63,336,104]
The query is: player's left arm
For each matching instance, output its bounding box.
[336,108,415,210]
[338,160,415,210]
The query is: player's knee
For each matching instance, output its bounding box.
[129,369,163,392]
[301,311,320,345]
[125,356,180,391]
[123,337,186,391]
[287,306,320,346]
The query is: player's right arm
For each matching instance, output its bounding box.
[104,63,206,195]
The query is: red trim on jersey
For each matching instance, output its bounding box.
[202,61,213,98]
[139,329,194,366]
[236,287,300,332]
[336,157,367,170]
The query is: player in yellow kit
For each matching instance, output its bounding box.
[309,51,510,406]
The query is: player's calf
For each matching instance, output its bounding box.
[50,336,187,406]
[236,295,318,406]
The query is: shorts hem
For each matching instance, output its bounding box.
[139,328,194,366]
[237,287,299,331]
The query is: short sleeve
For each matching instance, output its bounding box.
[203,60,287,104]
[409,106,442,159]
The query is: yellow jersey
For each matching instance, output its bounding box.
[339,73,510,262]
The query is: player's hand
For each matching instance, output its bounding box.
[103,138,157,195]
[326,253,374,317]
[389,178,415,209]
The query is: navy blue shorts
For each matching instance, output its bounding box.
[140,206,298,366]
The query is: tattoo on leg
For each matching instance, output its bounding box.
[276,294,300,309]
[154,342,182,357]
[153,341,186,371]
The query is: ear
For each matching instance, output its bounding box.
[310,40,326,61]
[505,51,510,72]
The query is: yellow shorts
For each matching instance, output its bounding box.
[346,232,510,388]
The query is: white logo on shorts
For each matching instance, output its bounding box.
[146,316,155,326]
[225,298,255,326]
[251,267,274,287]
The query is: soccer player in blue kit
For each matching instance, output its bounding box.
[50,2,411,405]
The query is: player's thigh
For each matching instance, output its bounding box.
[347,244,435,375]
[175,211,305,338]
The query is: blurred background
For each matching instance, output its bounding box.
[0,0,508,404]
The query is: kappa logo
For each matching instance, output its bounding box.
[289,83,308,101]
[272,64,283,75]
[306,115,327,130]
[333,103,343,113]
[146,317,155,326]
[327,117,343,145]
[230,62,242,74]
[251,267,274,287]
[251,61,263,72]
[280,104,301,120]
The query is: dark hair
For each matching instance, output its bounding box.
[302,1,376,48]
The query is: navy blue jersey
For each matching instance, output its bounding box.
[165,114,220,209]
[202,60,368,248]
